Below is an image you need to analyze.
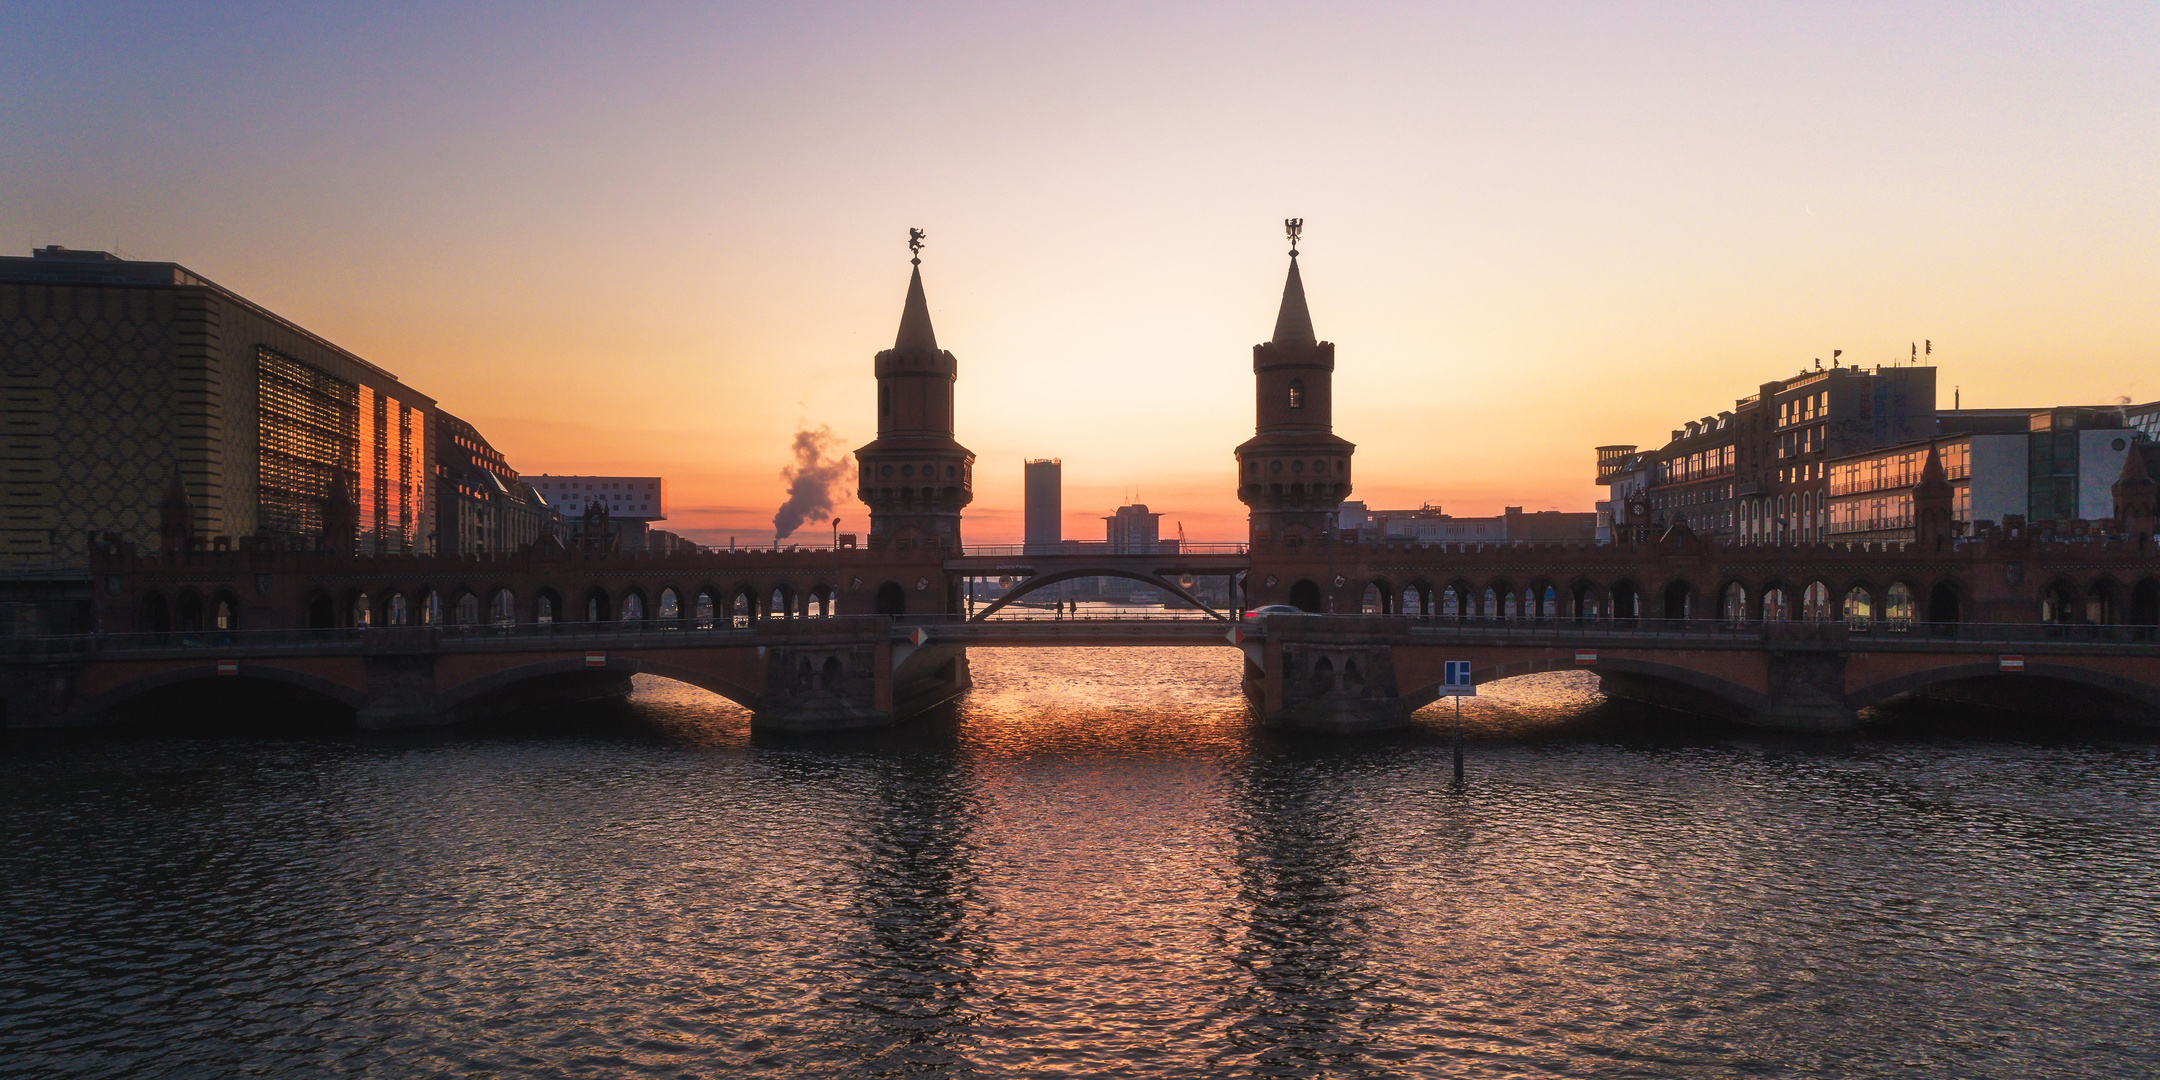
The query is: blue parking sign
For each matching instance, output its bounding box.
[1439,660,1475,696]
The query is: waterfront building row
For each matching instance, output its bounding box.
[0,245,682,572]
[1596,360,2157,545]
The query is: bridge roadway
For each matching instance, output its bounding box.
[8,612,2160,735]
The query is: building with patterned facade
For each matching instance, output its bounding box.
[435,411,556,554]
[522,474,667,522]
[0,246,436,569]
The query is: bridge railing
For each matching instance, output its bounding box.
[0,616,894,657]
[1385,615,2160,646]
[6,616,2158,657]
[956,542,1249,556]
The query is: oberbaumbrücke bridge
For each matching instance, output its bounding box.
[10,236,2160,734]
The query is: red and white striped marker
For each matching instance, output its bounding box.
[1575,650,1598,667]
[1999,655,2025,673]
[585,652,606,668]
[216,659,238,676]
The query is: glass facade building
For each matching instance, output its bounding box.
[256,346,423,551]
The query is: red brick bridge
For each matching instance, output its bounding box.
[5,525,2158,734]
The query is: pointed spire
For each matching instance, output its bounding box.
[160,465,192,510]
[1271,255,1315,348]
[2119,442,2154,486]
[1918,444,1949,489]
[894,264,939,352]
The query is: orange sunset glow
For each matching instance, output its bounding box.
[6,5,2151,545]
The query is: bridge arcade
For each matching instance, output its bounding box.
[9,236,2160,735]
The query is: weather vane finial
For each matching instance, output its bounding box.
[908,227,926,266]
[1284,218,1303,256]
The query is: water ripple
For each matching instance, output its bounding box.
[2,651,2157,1077]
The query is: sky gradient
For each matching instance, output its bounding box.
[4,3,2154,544]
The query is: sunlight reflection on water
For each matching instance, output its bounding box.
[3,648,2157,1077]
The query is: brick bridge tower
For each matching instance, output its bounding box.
[855,232,975,551]
[1236,222,1355,544]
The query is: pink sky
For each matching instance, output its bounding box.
[5,3,2154,544]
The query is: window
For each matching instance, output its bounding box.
[1288,379,1304,409]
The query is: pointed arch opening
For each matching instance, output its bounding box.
[1843,585,1874,629]
[1885,582,1915,630]
[1720,581,1748,627]
[1662,580,1694,621]
[210,590,239,632]
[1927,581,1961,626]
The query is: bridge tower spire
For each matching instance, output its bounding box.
[1235,221,1356,547]
[854,229,975,558]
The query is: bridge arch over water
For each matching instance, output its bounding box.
[971,567,1224,622]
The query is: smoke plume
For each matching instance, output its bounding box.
[772,426,854,541]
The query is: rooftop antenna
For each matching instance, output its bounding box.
[1285,217,1303,256]
[907,227,925,266]
[1955,385,1961,409]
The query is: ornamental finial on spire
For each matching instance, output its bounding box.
[908,227,926,266]
[1284,218,1303,257]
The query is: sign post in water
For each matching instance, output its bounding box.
[1438,661,1475,783]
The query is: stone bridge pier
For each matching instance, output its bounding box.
[1244,618,1416,734]
[754,638,970,734]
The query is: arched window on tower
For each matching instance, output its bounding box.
[1288,379,1304,409]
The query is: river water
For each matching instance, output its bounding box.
[4,648,2158,1078]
